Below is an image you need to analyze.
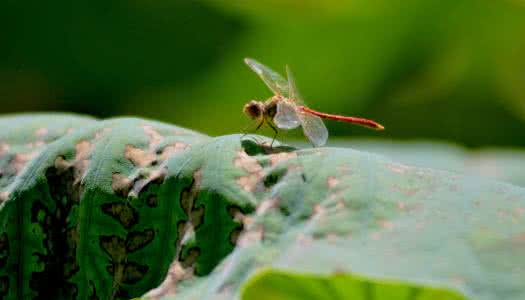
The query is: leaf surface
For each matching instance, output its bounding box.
[0,114,524,300]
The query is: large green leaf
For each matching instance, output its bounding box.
[1,114,524,300]
[159,137,525,300]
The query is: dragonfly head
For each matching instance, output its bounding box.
[243,100,265,120]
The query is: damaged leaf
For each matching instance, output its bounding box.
[1,114,525,300]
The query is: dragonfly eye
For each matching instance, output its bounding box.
[243,101,263,119]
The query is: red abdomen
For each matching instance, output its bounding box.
[299,106,384,130]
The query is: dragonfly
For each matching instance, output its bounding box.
[243,58,384,147]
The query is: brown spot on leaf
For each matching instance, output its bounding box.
[181,248,200,268]
[99,235,127,262]
[160,142,189,160]
[142,262,193,299]
[312,204,325,217]
[180,223,195,246]
[378,220,394,230]
[125,145,156,167]
[242,216,254,227]
[180,170,201,215]
[12,151,39,174]
[75,140,91,161]
[0,192,8,202]
[107,262,148,285]
[327,176,340,189]
[229,228,242,245]
[25,141,45,148]
[112,173,132,196]
[175,221,187,251]
[268,152,297,166]
[128,168,166,198]
[256,197,278,215]
[234,151,263,192]
[228,206,245,223]
[385,163,410,174]
[74,160,90,184]
[234,151,263,173]
[121,262,149,284]
[190,206,205,228]
[236,176,260,193]
[130,166,167,196]
[0,143,8,157]
[69,140,93,185]
[126,229,155,252]
[142,125,164,147]
[237,225,264,247]
[101,202,139,229]
[35,127,49,137]
[191,170,203,194]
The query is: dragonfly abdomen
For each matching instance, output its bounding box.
[299,106,384,130]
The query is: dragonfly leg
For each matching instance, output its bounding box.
[241,119,265,138]
[255,119,265,131]
[267,122,279,147]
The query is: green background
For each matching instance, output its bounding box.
[1,0,525,147]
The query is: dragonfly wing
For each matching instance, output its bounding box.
[286,65,327,146]
[274,100,301,129]
[286,65,298,101]
[286,65,304,105]
[245,58,289,96]
[297,110,328,147]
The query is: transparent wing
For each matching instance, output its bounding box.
[285,65,327,146]
[274,99,301,129]
[297,109,328,147]
[245,58,289,96]
[286,65,305,105]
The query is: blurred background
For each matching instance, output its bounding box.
[1,0,525,150]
